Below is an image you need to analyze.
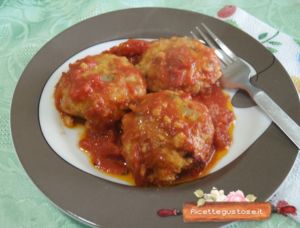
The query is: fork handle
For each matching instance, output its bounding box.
[252,90,300,149]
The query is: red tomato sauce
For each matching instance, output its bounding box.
[193,83,234,151]
[164,46,198,88]
[106,39,150,64]
[57,40,234,185]
[78,84,234,184]
[193,83,234,175]
[79,124,128,175]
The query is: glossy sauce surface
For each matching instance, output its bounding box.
[78,84,234,185]
[137,37,222,94]
[56,38,234,186]
[193,83,235,151]
[79,124,127,175]
[106,39,150,64]
[121,90,215,186]
[54,53,146,127]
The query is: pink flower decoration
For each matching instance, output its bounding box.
[217,5,236,18]
[226,190,247,202]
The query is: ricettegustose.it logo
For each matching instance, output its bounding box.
[157,187,297,222]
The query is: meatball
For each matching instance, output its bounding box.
[54,53,146,126]
[138,37,222,94]
[121,91,215,186]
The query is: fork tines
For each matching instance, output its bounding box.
[191,23,237,66]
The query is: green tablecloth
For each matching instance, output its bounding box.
[1,0,300,227]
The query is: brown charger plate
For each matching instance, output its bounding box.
[11,8,299,228]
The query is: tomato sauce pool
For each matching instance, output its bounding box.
[193,83,235,174]
[79,124,135,184]
[194,84,234,150]
[78,83,234,185]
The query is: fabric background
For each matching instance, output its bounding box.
[1,0,300,227]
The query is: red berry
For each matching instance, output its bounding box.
[279,206,297,216]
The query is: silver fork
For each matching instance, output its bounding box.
[191,23,300,149]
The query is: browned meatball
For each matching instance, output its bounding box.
[138,37,222,94]
[121,91,215,186]
[54,53,146,127]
